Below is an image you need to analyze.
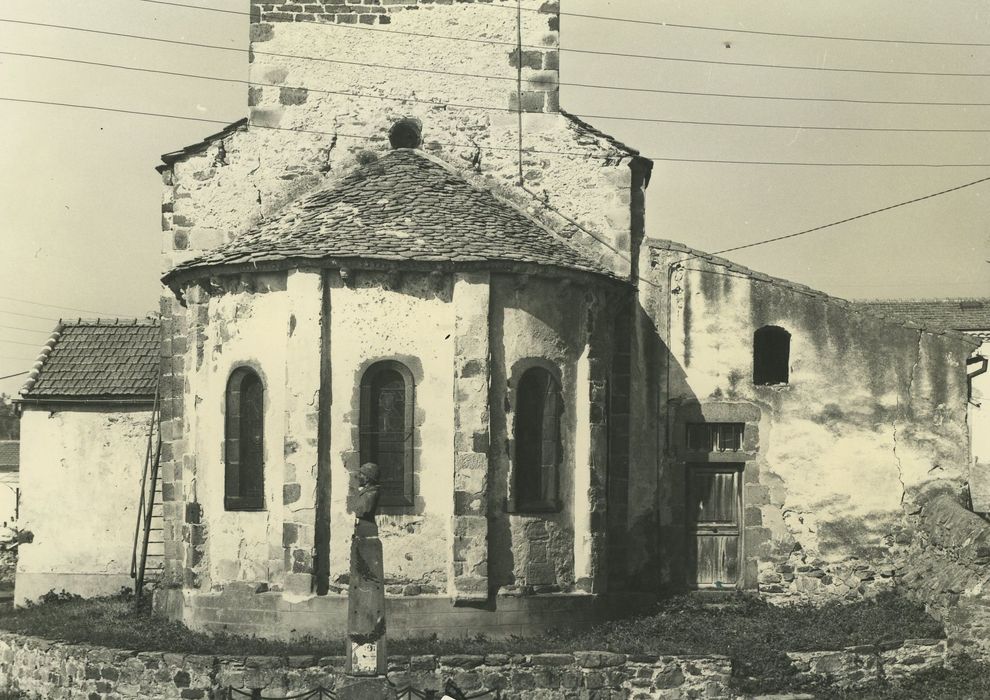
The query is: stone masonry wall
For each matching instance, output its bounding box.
[0,633,732,699]
[898,494,990,659]
[0,632,952,699]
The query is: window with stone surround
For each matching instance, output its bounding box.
[224,367,265,511]
[512,366,563,512]
[360,361,415,509]
[753,325,791,385]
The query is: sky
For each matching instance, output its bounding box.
[0,0,988,395]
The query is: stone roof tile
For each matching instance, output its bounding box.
[164,150,608,285]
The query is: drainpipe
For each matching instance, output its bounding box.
[968,355,988,405]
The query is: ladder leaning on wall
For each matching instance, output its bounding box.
[130,376,163,604]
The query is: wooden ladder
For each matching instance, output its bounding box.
[131,379,163,603]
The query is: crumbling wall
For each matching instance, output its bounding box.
[644,244,976,601]
[15,407,150,604]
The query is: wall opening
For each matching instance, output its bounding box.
[753,326,791,385]
[224,367,265,511]
[388,118,423,149]
[512,367,563,512]
[359,360,415,509]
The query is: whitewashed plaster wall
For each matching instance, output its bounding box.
[326,270,456,592]
[642,245,975,599]
[489,274,615,592]
[182,275,293,590]
[15,408,150,604]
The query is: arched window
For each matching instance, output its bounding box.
[225,367,265,511]
[513,367,563,512]
[360,361,415,508]
[753,326,791,386]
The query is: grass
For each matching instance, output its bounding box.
[0,590,971,696]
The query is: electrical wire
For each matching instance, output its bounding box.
[0,324,50,334]
[0,339,48,348]
[0,310,59,322]
[0,294,125,317]
[3,96,990,168]
[138,0,990,48]
[120,4,990,78]
[6,19,990,107]
[0,371,29,381]
[672,174,990,264]
[6,51,990,134]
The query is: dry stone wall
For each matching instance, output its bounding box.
[897,494,990,658]
[0,632,953,699]
[0,633,734,699]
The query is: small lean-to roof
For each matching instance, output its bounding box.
[0,442,17,472]
[648,240,982,348]
[156,118,248,173]
[854,299,990,340]
[18,319,160,404]
[163,149,610,287]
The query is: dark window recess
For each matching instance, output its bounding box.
[513,367,563,512]
[225,368,265,511]
[753,325,791,385]
[686,423,744,452]
[360,361,415,508]
[388,118,422,149]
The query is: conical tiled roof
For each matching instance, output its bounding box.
[164,150,609,285]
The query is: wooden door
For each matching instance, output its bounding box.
[687,465,742,588]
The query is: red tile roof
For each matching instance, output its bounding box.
[163,149,609,286]
[18,319,160,403]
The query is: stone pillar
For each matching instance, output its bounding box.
[578,290,614,594]
[450,272,492,603]
[282,270,323,595]
[157,294,186,588]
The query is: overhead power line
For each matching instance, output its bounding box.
[4,96,990,168]
[0,324,50,335]
[6,51,990,134]
[0,371,29,381]
[675,174,990,262]
[137,0,990,49]
[0,339,47,348]
[0,293,125,317]
[0,309,58,322]
[119,4,990,78]
[7,20,990,107]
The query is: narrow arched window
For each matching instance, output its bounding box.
[225,367,265,511]
[360,361,415,508]
[513,367,563,512]
[753,326,791,386]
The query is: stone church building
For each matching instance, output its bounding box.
[19,0,983,640]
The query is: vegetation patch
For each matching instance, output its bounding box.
[0,590,957,696]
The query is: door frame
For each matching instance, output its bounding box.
[686,462,744,590]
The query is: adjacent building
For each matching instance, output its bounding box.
[855,299,990,514]
[14,319,159,604]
